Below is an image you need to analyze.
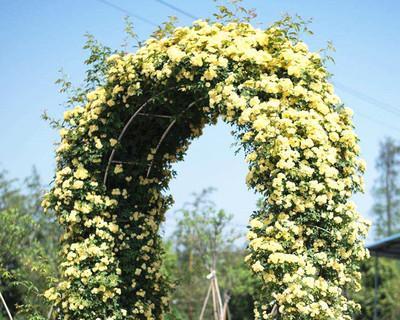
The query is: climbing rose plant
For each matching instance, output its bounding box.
[42,19,370,320]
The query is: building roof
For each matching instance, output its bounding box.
[367,233,400,259]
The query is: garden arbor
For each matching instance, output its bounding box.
[43,20,370,320]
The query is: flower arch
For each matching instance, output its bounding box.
[43,20,370,320]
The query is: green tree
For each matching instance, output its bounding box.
[0,170,24,211]
[0,168,59,319]
[353,259,400,320]
[165,189,257,320]
[372,137,400,238]
[357,136,400,320]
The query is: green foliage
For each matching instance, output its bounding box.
[121,16,142,51]
[54,34,115,108]
[83,33,114,91]
[152,16,179,40]
[173,188,240,269]
[353,258,400,320]
[272,13,314,41]
[164,189,257,319]
[0,169,59,319]
[211,0,257,23]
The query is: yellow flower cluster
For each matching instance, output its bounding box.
[44,19,369,319]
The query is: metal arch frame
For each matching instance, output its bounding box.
[103,86,181,186]
[145,98,205,179]
[0,291,13,320]
[102,91,207,187]
[103,94,159,186]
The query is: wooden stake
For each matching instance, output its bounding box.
[211,278,219,320]
[199,269,231,320]
[199,282,212,320]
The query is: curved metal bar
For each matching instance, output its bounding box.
[145,119,177,178]
[137,113,173,119]
[0,291,13,320]
[103,86,195,187]
[103,88,207,186]
[145,98,206,178]
[103,98,154,186]
[111,160,142,165]
[103,87,179,186]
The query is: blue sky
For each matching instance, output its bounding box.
[1,0,400,242]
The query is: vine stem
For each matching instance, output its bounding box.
[0,291,13,320]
